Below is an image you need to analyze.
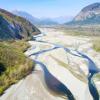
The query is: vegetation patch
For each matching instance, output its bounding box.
[93,73,100,81]
[7,40,31,52]
[57,25,100,36]
[92,37,100,52]
[0,41,34,95]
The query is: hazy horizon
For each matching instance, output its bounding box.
[0,0,99,18]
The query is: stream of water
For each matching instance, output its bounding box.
[29,33,100,100]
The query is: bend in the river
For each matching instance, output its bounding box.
[29,33,100,100]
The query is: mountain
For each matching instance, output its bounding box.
[39,16,73,24]
[13,10,40,25]
[13,11,58,25]
[52,16,73,24]
[39,18,58,25]
[0,8,40,40]
[66,3,100,25]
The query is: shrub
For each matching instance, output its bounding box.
[0,42,34,95]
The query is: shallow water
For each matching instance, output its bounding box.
[30,33,100,100]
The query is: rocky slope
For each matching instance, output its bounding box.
[0,8,40,40]
[67,3,100,25]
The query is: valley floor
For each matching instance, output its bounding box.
[0,27,100,100]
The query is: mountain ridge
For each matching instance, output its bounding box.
[0,8,40,40]
[13,11,58,25]
[66,2,100,25]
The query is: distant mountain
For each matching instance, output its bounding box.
[52,16,73,24]
[0,8,40,40]
[66,2,100,25]
[39,18,58,25]
[13,11,58,25]
[13,10,40,25]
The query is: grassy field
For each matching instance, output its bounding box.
[55,25,100,36]
[94,73,100,81]
[0,41,34,95]
[92,37,100,52]
[7,40,31,52]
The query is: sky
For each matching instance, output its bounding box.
[0,0,99,18]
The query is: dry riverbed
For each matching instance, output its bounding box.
[0,28,100,100]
